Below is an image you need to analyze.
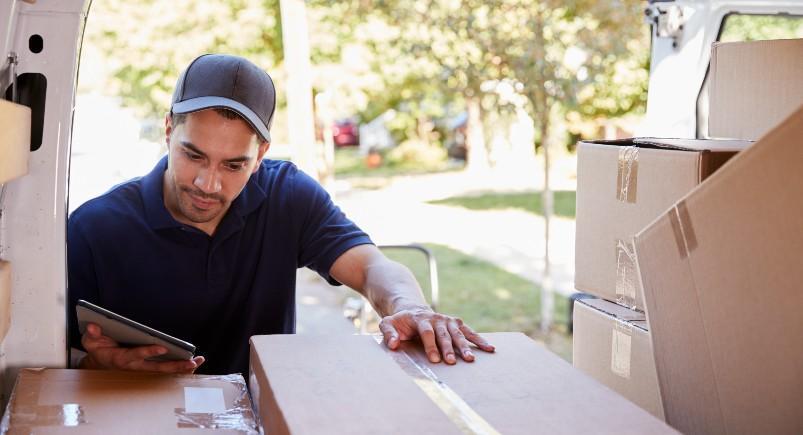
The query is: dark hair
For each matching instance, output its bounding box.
[170,107,241,126]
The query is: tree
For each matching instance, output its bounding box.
[84,0,283,121]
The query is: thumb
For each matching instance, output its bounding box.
[87,323,102,338]
[379,319,401,350]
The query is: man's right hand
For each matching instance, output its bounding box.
[80,323,204,373]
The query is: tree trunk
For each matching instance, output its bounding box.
[465,95,489,172]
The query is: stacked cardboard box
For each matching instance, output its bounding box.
[574,37,803,433]
[0,99,30,346]
[572,298,663,419]
[572,137,747,418]
[0,369,259,434]
[635,101,803,434]
[708,38,803,140]
[249,333,674,434]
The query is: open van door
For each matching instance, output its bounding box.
[641,0,803,138]
[0,0,86,403]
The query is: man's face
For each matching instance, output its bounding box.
[163,109,269,234]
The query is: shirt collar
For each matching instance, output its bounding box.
[140,156,267,230]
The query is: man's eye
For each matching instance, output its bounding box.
[184,151,202,161]
[225,163,246,171]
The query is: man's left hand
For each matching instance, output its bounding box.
[379,307,495,364]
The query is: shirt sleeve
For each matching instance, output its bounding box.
[292,168,373,285]
[67,215,101,352]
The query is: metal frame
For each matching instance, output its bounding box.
[0,0,87,407]
[378,244,439,311]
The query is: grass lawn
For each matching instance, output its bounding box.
[379,243,572,360]
[429,190,576,218]
[335,147,460,178]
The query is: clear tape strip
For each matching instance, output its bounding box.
[669,202,698,259]
[616,146,639,203]
[611,320,634,379]
[174,373,259,434]
[0,369,87,430]
[373,336,500,435]
[615,239,638,308]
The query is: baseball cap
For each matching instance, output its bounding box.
[171,54,276,143]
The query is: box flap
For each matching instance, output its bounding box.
[580,137,751,153]
[578,298,647,325]
[635,105,803,434]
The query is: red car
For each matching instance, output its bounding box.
[332,119,359,147]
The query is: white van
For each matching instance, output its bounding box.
[0,0,801,415]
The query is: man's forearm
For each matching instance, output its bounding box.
[363,259,431,317]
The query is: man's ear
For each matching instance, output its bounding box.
[164,113,174,148]
[253,140,271,173]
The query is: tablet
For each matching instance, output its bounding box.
[76,299,196,361]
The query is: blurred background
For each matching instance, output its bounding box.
[69,0,802,361]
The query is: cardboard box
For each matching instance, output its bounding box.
[250,332,675,434]
[0,261,10,344]
[709,38,803,141]
[0,369,258,434]
[0,99,30,184]
[572,298,663,420]
[575,137,749,309]
[634,105,803,434]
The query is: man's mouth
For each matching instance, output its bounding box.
[185,190,220,210]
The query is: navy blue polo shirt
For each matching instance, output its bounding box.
[67,156,372,376]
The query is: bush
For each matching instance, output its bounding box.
[384,139,447,170]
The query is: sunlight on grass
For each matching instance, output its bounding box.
[380,243,572,360]
[429,191,576,218]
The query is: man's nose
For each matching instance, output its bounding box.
[194,166,222,194]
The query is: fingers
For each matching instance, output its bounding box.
[447,320,474,362]
[81,323,119,352]
[379,320,400,350]
[135,357,200,374]
[416,320,440,363]
[129,345,168,361]
[434,321,456,365]
[460,324,495,353]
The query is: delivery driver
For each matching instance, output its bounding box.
[67,54,494,376]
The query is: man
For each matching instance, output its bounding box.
[68,54,494,376]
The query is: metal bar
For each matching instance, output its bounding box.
[378,244,439,312]
[7,52,18,103]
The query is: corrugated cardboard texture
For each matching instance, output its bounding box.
[0,99,30,184]
[250,333,675,434]
[635,105,803,435]
[709,39,803,140]
[1,369,257,434]
[575,139,745,310]
[572,299,664,420]
[249,334,461,435]
[0,261,11,343]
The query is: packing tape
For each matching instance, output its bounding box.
[668,201,698,259]
[615,239,638,308]
[611,321,633,379]
[174,374,259,433]
[616,146,639,203]
[0,369,87,431]
[374,336,501,435]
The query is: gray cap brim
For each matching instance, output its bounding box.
[172,96,271,143]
